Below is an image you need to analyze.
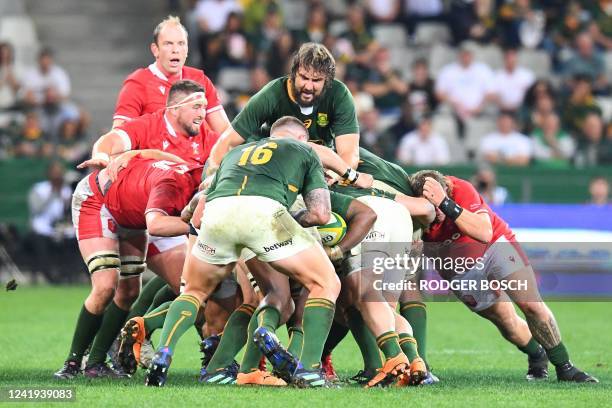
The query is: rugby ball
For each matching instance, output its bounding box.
[317,212,347,247]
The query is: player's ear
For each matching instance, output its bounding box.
[151,42,159,58]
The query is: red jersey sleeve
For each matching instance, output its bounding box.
[450,177,488,214]
[114,72,146,122]
[145,180,184,217]
[201,73,222,114]
[115,114,151,151]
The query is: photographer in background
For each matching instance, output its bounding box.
[472,165,510,206]
[27,161,78,282]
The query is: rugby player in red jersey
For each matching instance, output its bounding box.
[54,154,201,379]
[112,16,229,131]
[81,79,208,365]
[411,170,598,383]
[109,15,238,353]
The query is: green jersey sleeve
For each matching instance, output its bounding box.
[231,82,277,142]
[330,190,353,220]
[330,81,359,137]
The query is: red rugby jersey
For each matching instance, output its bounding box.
[114,109,219,166]
[423,177,515,259]
[113,63,222,122]
[104,157,202,229]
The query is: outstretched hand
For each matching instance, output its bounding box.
[76,157,109,170]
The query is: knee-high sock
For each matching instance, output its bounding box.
[145,285,177,315]
[66,304,104,363]
[206,304,255,372]
[321,320,349,358]
[399,302,427,364]
[126,276,167,320]
[345,307,383,371]
[300,298,335,369]
[87,301,129,365]
[157,294,200,353]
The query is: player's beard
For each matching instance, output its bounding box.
[179,117,202,137]
[293,83,322,107]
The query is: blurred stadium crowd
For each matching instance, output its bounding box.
[1,0,612,167]
[1,0,612,283]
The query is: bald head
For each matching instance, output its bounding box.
[269,116,309,141]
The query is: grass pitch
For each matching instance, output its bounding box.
[0,286,609,407]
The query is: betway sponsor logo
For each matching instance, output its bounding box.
[264,238,293,253]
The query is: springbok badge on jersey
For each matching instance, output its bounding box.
[317,112,329,127]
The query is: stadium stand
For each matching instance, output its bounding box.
[0,0,611,282]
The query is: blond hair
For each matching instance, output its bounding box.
[153,15,188,44]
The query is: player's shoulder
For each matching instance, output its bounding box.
[119,110,162,129]
[124,67,151,83]
[327,78,351,96]
[182,66,210,83]
[448,176,472,189]
[449,176,480,199]
[259,77,285,95]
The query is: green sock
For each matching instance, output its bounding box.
[66,304,104,363]
[206,304,255,372]
[194,305,206,341]
[287,326,304,357]
[376,331,402,360]
[143,301,172,333]
[239,312,263,373]
[400,302,427,363]
[346,307,383,371]
[300,298,335,369]
[126,276,167,320]
[399,333,420,361]
[145,284,177,315]
[87,301,129,365]
[546,343,570,367]
[322,321,349,357]
[517,337,544,360]
[256,305,281,331]
[158,294,200,353]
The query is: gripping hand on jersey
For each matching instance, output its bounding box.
[422,177,446,207]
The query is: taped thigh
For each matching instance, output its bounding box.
[86,250,120,274]
[120,255,147,279]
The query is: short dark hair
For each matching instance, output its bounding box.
[498,110,516,121]
[269,116,308,139]
[153,15,188,45]
[412,57,428,68]
[289,43,336,88]
[39,47,53,59]
[410,169,448,196]
[167,80,205,106]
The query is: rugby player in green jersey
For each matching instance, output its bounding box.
[207,42,372,188]
[328,185,428,387]
[319,147,438,383]
[145,117,340,388]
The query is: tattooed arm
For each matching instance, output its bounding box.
[293,188,331,227]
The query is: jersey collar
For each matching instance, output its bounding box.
[163,112,178,137]
[148,62,183,82]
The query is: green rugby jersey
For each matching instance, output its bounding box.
[357,147,415,196]
[231,76,359,148]
[329,190,354,220]
[331,184,396,201]
[207,138,327,209]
